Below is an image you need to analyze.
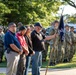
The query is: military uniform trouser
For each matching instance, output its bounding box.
[64,45,70,61]
[16,53,26,75]
[5,51,20,75]
[50,45,56,63]
[57,45,65,63]
[69,45,75,61]
[0,49,4,61]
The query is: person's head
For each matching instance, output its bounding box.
[53,20,59,29]
[0,27,3,33]
[17,22,23,28]
[30,24,34,31]
[65,25,69,31]
[70,26,74,32]
[25,26,31,36]
[19,26,27,35]
[34,22,42,33]
[8,22,16,33]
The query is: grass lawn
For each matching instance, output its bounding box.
[0,53,76,69]
[0,74,5,75]
[42,53,76,68]
[0,53,76,75]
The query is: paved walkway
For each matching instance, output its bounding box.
[0,68,76,75]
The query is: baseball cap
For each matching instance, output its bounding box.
[34,22,42,28]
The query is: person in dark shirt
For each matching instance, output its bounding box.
[4,22,23,75]
[31,22,56,75]
[24,26,35,75]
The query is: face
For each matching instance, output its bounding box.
[9,24,16,33]
[21,29,27,35]
[65,26,69,31]
[54,22,59,29]
[0,29,2,33]
[27,27,31,34]
[70,28,74,32]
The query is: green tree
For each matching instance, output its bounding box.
[1,0,62,27]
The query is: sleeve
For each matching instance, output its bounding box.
[6,33,14,45]
[31,32,35,42]
[16,34,23,46]
[42,33,46,39]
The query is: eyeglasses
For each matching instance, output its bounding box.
[12,26,16,27]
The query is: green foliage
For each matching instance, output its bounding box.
[0,0,62,27]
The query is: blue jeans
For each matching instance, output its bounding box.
[32,51,42,75]
[24,56,31,75]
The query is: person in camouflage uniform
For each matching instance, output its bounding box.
[74,32,76,54]
[46,21,59,66]
[0,27,5,63]
[64,25,72,62]
[58,35,65,63]
[69,26,75,61]
[41,28,48,61]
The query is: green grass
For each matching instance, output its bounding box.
[0,53,76,69]
[0,73,5,75]
[42,53,76,68]
[0,56,7,67]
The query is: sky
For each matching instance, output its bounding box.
[58,5,76,15]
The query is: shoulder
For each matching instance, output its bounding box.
[31,30,36,36]
[5,31,11,37]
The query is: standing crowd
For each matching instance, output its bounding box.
[0,21,76,75]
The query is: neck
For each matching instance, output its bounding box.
[35,29,40,33]
[9,29,15,33]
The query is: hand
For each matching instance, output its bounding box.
[25,50,29,56]
[55,33,58,37]
[30,51,35,56]
[19,50,23,55]
[52,34,56,38]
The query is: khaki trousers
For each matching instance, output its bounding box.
[5,51,20,75]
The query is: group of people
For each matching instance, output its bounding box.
[0,20,76,75]
[3,22,57,75]
[42,21,76,66]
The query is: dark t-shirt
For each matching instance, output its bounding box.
[4,30,21,51]
[31,30,45,51]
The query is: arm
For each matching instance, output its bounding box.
[10,44,22,54]
[16,33,29,55]
[44,34,56,41]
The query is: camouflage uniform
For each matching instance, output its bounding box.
[0,32,4,62]
[46,26,59,65]
[42,28,49,61]
[58,38,65,63]
[64,30,72,62]
[74,34,76,53]
[69,31,75,61]
[42,41,49,61]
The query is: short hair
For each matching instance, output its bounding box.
[70,26,74,29]
[65,25,69,28]
[19,26,27,31]
[17,22,23,26]
[30,24,34,27]
[8,22,16,27]
[54,20,59,23]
